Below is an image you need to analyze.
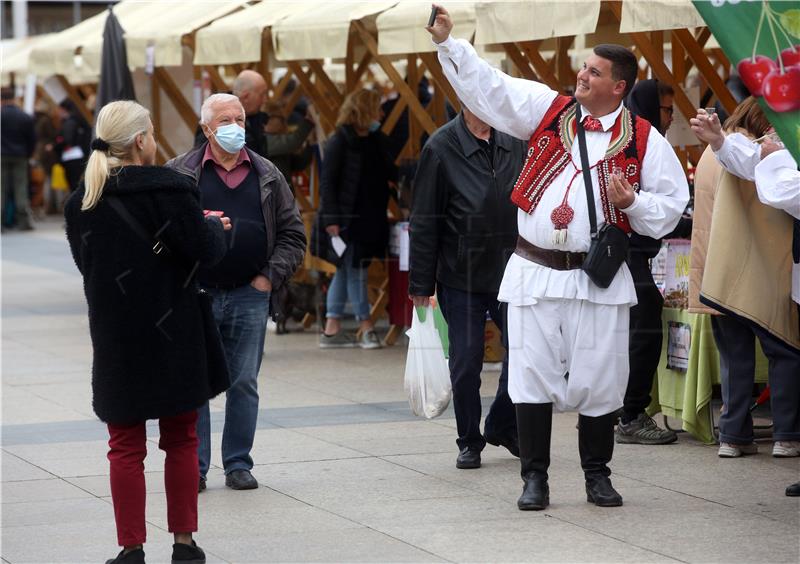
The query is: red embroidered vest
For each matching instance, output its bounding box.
[510,95,652,234]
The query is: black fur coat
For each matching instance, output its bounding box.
[65,166,227,424]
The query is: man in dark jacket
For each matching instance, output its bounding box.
[167,93,306,492]
[409,107,525,469]
[1,88,36,230]
[617,79,684,445]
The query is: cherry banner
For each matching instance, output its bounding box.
[693,0,800,161]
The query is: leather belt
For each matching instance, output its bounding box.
[514,236,586,271]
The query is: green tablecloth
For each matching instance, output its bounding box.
[647,308,768,444]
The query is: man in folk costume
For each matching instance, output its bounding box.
[428,6,689,509]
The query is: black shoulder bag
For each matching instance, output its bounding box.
[575,106,630,289]
[105,196,230,397]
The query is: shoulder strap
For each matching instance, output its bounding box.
[575,106,598,238]
[105,196,170,256]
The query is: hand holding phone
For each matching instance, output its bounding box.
[427,5,438,27]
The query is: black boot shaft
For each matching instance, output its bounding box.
[516,403,553,479]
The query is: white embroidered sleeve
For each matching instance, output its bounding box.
[755,150,800,220]
[714,132,759,181]
[436,36,558,140]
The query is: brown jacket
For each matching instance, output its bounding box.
[694,145,799,349]
[688,146,721,315]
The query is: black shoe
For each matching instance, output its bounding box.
[106,548,145,564]
[225,469,258,490]
[456,447,481,469]
[172,541,205,564]
[518,475,549,510]
[585,474,623,507]
[485,432,520,458]
[786,482,800,496]
[198,477,206,493]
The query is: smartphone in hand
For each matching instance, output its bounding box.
[427,5,438,27]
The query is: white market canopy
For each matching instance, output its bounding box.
[27,0,246,78]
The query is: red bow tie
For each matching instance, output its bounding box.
[582,116,604,132]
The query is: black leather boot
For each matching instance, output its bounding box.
[579,412,623,507]
[516,403,552,510]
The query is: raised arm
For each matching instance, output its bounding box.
[428,5,557,140]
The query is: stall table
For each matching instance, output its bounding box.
[647,307,768,444]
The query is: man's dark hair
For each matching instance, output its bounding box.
[0,87,15,101]
[593,44,638,97]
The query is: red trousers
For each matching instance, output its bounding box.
[107,410,199,546]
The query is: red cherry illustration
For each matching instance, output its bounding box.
[762,65,800,113]
[780,46,800,67]
[737,55,778,97]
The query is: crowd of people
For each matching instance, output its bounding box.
[10,3,794,562]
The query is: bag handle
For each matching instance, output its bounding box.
[575,105,598,239]
[105,196,171,256]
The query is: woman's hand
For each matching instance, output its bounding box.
[219,216,232,231]
[689,109,725,151]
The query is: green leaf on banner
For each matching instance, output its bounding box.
[780,9,800,39]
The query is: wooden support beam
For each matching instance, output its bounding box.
[204,65,228,93]
[345,31,356,92]
[432,79,446,126]
[285,62,338,131]
[307,59,343,106]
[518,41,561,91]
[351,51,373,92]
[407,55,421,157]
[418,52,461,113]
[651,30,664,63]
[283,83,305,119]
[555,36,575,89]
[608,2,696,125]
[672,28,737,115]
[381,96,408,136]
[54,75,93,125]
[502,43,537,81]
[683,27,712,75]
[671,32,686,84]
[353,20,437,135]
[259,29,271,85]
[153,67,199,134]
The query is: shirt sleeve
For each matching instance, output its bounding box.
[754,149,800,220]
[714,132,759,181]
[436,36,558,140]
[620,129,690,238]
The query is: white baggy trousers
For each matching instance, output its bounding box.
[507,298,630,417]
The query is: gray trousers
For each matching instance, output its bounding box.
[1,156,33,228]
[711,313,800,444]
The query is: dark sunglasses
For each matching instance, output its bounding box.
[660,106,674,116]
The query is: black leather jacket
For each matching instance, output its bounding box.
[409,114,526,296]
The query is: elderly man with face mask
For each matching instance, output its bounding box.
[428,5,689,510]
[168,93,306,492]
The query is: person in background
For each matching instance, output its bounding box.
[55,99,91,192]
[690,101,800,460]
[614,79,683,445]
[314,88,397,350]
[168,93,306,492]
[32,99,59,217]
[409,106,525,469]
[262,99,315,193]
[1,87,36,230]
[64,100,230,564]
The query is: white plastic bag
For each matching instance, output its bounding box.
[404,305,451,418]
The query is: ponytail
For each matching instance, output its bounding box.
[81,100,151,211]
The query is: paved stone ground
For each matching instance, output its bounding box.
[2,219,798,563]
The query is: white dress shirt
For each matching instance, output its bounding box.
[436,37,689,306]
[716,133,800,303]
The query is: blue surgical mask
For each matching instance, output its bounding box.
[212,123,246,153]
[368,120,381,133]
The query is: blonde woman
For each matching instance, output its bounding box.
[64,100,230,564]
[312,88,397,349]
